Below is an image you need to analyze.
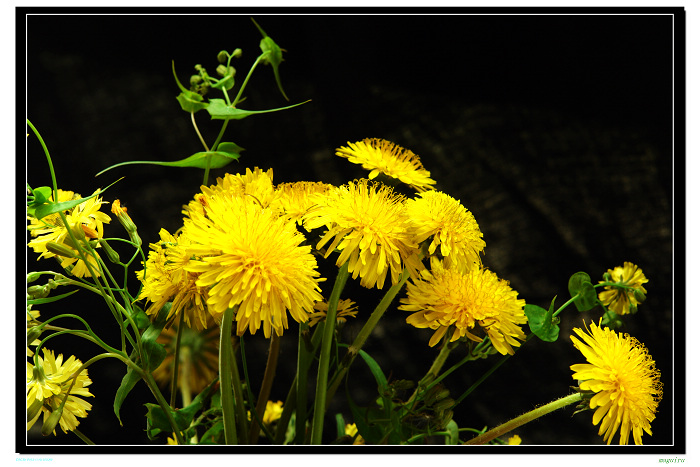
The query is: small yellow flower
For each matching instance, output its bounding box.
[184,194,324,337]
[344,423,365,444]
[400,258,527,355]
[137,228,211,330]
[570,320,662,445]
[303,179,423,289]
[262,400,284,425]
[336,138,437,192]
[28,189,111,278]
[308,298,359,327]
[507,434,522,445]
[27,348,93,434]
[405,190,485,271]
[598,262,648,315]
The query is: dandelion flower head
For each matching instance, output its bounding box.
[405,190,485,271]
[308,298,359,327]
[303,179,422,289]
[598,262,648,315]
[570,320,662,445]
[336,138,437,192]
[27,348,93,434]
[184,194,324,337]
[400,258,527,355]
[271,181,334,225]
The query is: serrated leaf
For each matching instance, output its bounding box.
[568,271,598,312]
[205,98,310,120]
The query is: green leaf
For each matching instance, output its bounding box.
[113,359,141,426]
[524,297,560,342]
[95,149,242,177]
[32,192,101,221]
[27,289,79,306]
[205,98,310,120]
[198,420,225,444]
[568,271,598,312]
[355,349,402,444]
[27,186,52,206]
[251,17,288,101]
[172,61,209,113]
[141,319,167,373]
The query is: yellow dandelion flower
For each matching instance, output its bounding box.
[184,195,324,338]
[27,348,93,434]
[570,320,662,445]
[271,181,334,225]
[137,228,211,330]
[598,262,648,315]
[262,400,284,425]
[507,434,522,445]
[405,190,485,271]
[303,179,422,289]
[344,423,366,444]
[336,138,437,192]
[153,320,221,395]
[28,189,111,278]
[400,258,527,355]
[308,298,359,327]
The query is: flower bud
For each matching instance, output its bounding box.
[41,405,63,436]
[98,239,121,264]
[46,242,78,259]
[27,398,44,423]
[633,288,646,304]
[27,285,50,299]
[27,325,43,345]
[231,48,242,58]
[111,200,142,246]
[217,50,229,64]
[190,75,203,86]
[27,272,43,283]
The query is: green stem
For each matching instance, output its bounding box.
[142,370,186,445]
[406,334,456,407]
[219,306,239,445]
[249,332,282,444]
[229,336,249,444]
[310,262,350,445]
[71,428,95,445]
[169,312,186,408]
[463,392,583,445]
[325,268,410,407]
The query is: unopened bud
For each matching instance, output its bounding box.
[27,272,43,283]
[98,239,120,264]
[216,50,229,64]
[46,242,78,259]
[41,405,63,436]
[27,398,44,423]
[111,200,141,246]
[231,48,242,58]
[633,288,646,304]
[27,325,43,344]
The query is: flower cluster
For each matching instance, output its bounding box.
[598,262,649,315]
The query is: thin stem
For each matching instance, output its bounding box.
[169,313,186,408]
[71,428,95,445]
[325,268,410,407]
[249,332,282,444]
[191,111,209,152]
[310,262,350,445]
[406,334,456,407]
[463,393,583,445]
[219,306,238,445]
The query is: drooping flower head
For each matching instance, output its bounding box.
[184,194,324,338]
[400,258,527,355]
[308,298,359,327]
[598,262,648,315]
[27,189,111,278]
[336,138,437,192]
[405,190,485,271]
[137,228,211,330]
[570,320,662,445]
[27,348,93,434]
[303,179,423,289]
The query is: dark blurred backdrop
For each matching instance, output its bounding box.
[24,10,679,448]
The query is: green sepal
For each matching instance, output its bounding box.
[251,17,288,101]
[95,147,242,177]
[172,61,209,113]
[205,98,310,120]
[524,296,560,342]
[568,271,598,311]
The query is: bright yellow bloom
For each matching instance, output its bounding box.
[344,423,365,444]
[137,228,211,330]
[303,179,423,289]
[598,262,648,315]
[262,400,284,425]
[153,321,221,396]
[405,190,485,271]
[570,321,662,445]
[28,189,111,278]
[308,298,359,327]
[271,181,334,225]
[184,195,324,337]
[400,258,527,355]
[27,348,93,434]
[507,434,522,445]
[336,138,436,192]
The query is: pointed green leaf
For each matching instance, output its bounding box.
[113,360,141,426]
[95,149,242,177]
[27,289,79,306]
[32,192,101,221]
[568,271,598,311]
[172,61,208,113]
[205,98,310,120]
[251,17,288,101]
[524,298,560,342]
[27,186,52,207]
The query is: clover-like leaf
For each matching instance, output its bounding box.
[524,296,560,342]
[568,271,598,312]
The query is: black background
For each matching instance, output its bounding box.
[23,8,680,450]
